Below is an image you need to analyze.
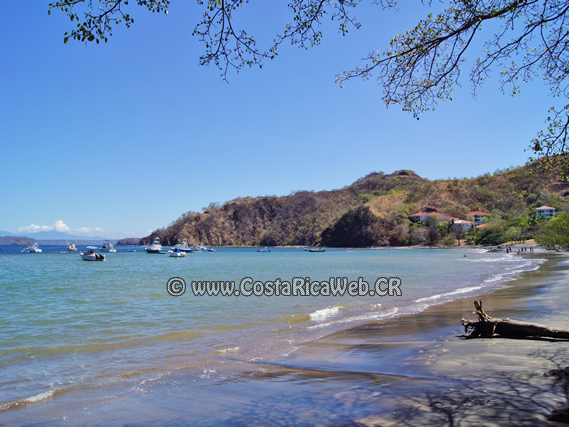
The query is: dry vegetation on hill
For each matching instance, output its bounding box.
[136,165,569,247]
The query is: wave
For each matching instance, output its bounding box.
[414,286,483,303]
[0,389,57,412]
[307,307,400,329]
[310,306,342,321]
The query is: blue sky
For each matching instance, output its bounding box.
[0,2,554,238]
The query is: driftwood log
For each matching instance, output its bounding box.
[461,300,569,339]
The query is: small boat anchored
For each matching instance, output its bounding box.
[308,248,326,253]
[146,237,167,254]
[173,239,194,253]
[169,248,187,257]
[67,242,78,252]
[22,243,42,253]
[256,247,270,252]
[99,241,117,253]
[81,248,106,261]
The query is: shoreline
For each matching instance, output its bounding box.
[3,252,569,425]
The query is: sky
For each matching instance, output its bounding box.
[0,2,556,239]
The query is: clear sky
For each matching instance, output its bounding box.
[0,2,554,239]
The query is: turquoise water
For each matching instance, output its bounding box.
[0,245,544,412]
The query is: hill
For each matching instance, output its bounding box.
[139,165,569,247]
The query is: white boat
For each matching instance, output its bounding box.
[146,237,166,254]
[173,239,194,253]
[194,244,208,252]
[169,248,187,257]
[67,242,78,252]
[80,248,106,261]
[99,241,117,253]
[257,247,270,252]
[22,243,42,253]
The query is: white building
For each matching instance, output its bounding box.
[536,206,556,218]
[409,211,456,223]
[453,219,473,231]
[466,211,490,225]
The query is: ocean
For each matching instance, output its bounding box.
[0,244,545,421]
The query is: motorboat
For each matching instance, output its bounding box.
[22,243,42,253]
[81,248,106,261]
[257,247,270,252]
[99,241,117,253]
[173,239,194,253]
[169,248,187,257]
[207,248,216,252]
[308,248,326,252]
[146,237,166,254]
[67,242,78,252]
[194,244,208,252]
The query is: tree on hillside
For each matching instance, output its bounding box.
[535,212,569,248]
[51,0,569,174]
[451,223,466,245]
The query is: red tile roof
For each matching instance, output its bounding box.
[466,211,490,216]
[536,206,555,210]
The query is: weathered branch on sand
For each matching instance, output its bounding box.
[461,300,569,339]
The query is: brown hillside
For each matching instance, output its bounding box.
[140,165,569,247]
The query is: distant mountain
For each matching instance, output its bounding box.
[0,236,38,245]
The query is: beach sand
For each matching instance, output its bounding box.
[3,252,569,426]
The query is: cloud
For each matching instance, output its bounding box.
[15,221,106,237]
[53,220,71,233]
[16,224,52,234]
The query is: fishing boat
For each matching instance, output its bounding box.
[67,242,78,252]
[22,243,42,253]
[80,248,106,261]
[99,241,117,253]
[173,239,194,253]
[169,248,187,257]
[146,237,166,254]
[256,247,271,252]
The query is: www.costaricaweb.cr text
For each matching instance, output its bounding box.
[166,277,402,297]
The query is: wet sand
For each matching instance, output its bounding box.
[3,252,569,426]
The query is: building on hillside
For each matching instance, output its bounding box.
[466,211,491,225]
[409,211,452,223]
[453,219,473,231]
[476,224,486,229]
[536,206,556,218]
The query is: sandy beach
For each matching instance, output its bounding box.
[3,250,569,426]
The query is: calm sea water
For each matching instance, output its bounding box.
[0,245,544,412]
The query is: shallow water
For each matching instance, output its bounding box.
[0,245,545,415]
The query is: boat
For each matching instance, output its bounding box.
[194,244,208,252]
[308,248,326,252]
[22,243,42,253]
[99,241,117,253]
[257,247,271,252]
[169,248,187,257]
[173,239,194,253]
[80,248,106,261]
[67,242,78,252]
[208,248,216,252]
[146,237,167,254]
